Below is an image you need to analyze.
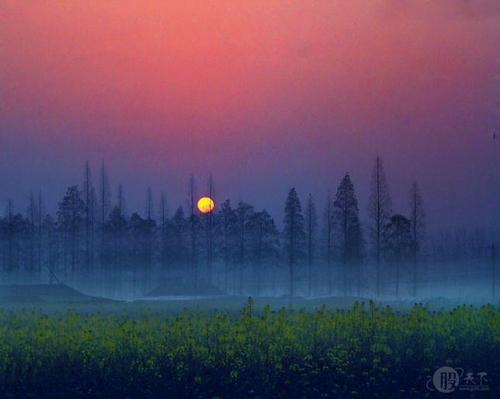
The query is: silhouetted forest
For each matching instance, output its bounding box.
[1,158,498,299]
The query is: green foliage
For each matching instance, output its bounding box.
[0,300,498,398]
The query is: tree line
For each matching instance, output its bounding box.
[0,157,497,298]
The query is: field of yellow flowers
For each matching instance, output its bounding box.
[0,300,498,398]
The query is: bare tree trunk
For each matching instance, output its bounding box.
[207,174,214,283]
[188,176,197,290]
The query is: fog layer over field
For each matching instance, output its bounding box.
[0,166,497,301]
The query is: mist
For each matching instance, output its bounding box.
[0,163,498,303]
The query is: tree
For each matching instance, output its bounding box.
[82,161,97,273]
[187,175,199,287]
[37,192,44,276]
[322,191,334,293]
[283,188,305,297]
[368,156,392,297]
[146,187,154,221]
[128,212,156,294]
[117,184,126,216]
[215,200,237,293]
[99,161,111,225]
[409,180,425,297]
[26,192,38,273]
[10,214,31,274]
[305,194,317,296]
[27,192,37,226]
[1,201,30,275]
[383,214,412,297]
[248,209,280,295]
[43,214,59,284]
[57,186,85,276]
[158,192,169,269]
[167,206,189,267]
[333,174,363,295]
[102,206,128,274]
[159,192,168,229]
[248,210,280,265]
[235,201,254,294]
[205,174,215,280]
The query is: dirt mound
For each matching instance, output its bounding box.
[0,284,98,303]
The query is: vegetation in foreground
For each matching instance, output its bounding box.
[0,300,498,398]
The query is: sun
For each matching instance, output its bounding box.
[197,196,215,214]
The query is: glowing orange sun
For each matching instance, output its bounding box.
[197,196,215,214]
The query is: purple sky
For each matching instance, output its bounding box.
[1,1,499,230]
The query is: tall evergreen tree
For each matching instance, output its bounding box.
[248,210,280,266]
[323,191,334,293]
[409,180,425,297]
[248,209,280,295]
[333,174,363,294]
[283,188,305,297]
[82,161,97,273]
[215,200,237,292]
[235,201,254,294]
[57,186,85,276]
[383,214,412,297]
[368,156,392,297]
[305,194,317,296]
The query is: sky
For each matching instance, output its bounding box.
[1,1,499,230]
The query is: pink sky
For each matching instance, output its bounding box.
[1,1,499,229]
